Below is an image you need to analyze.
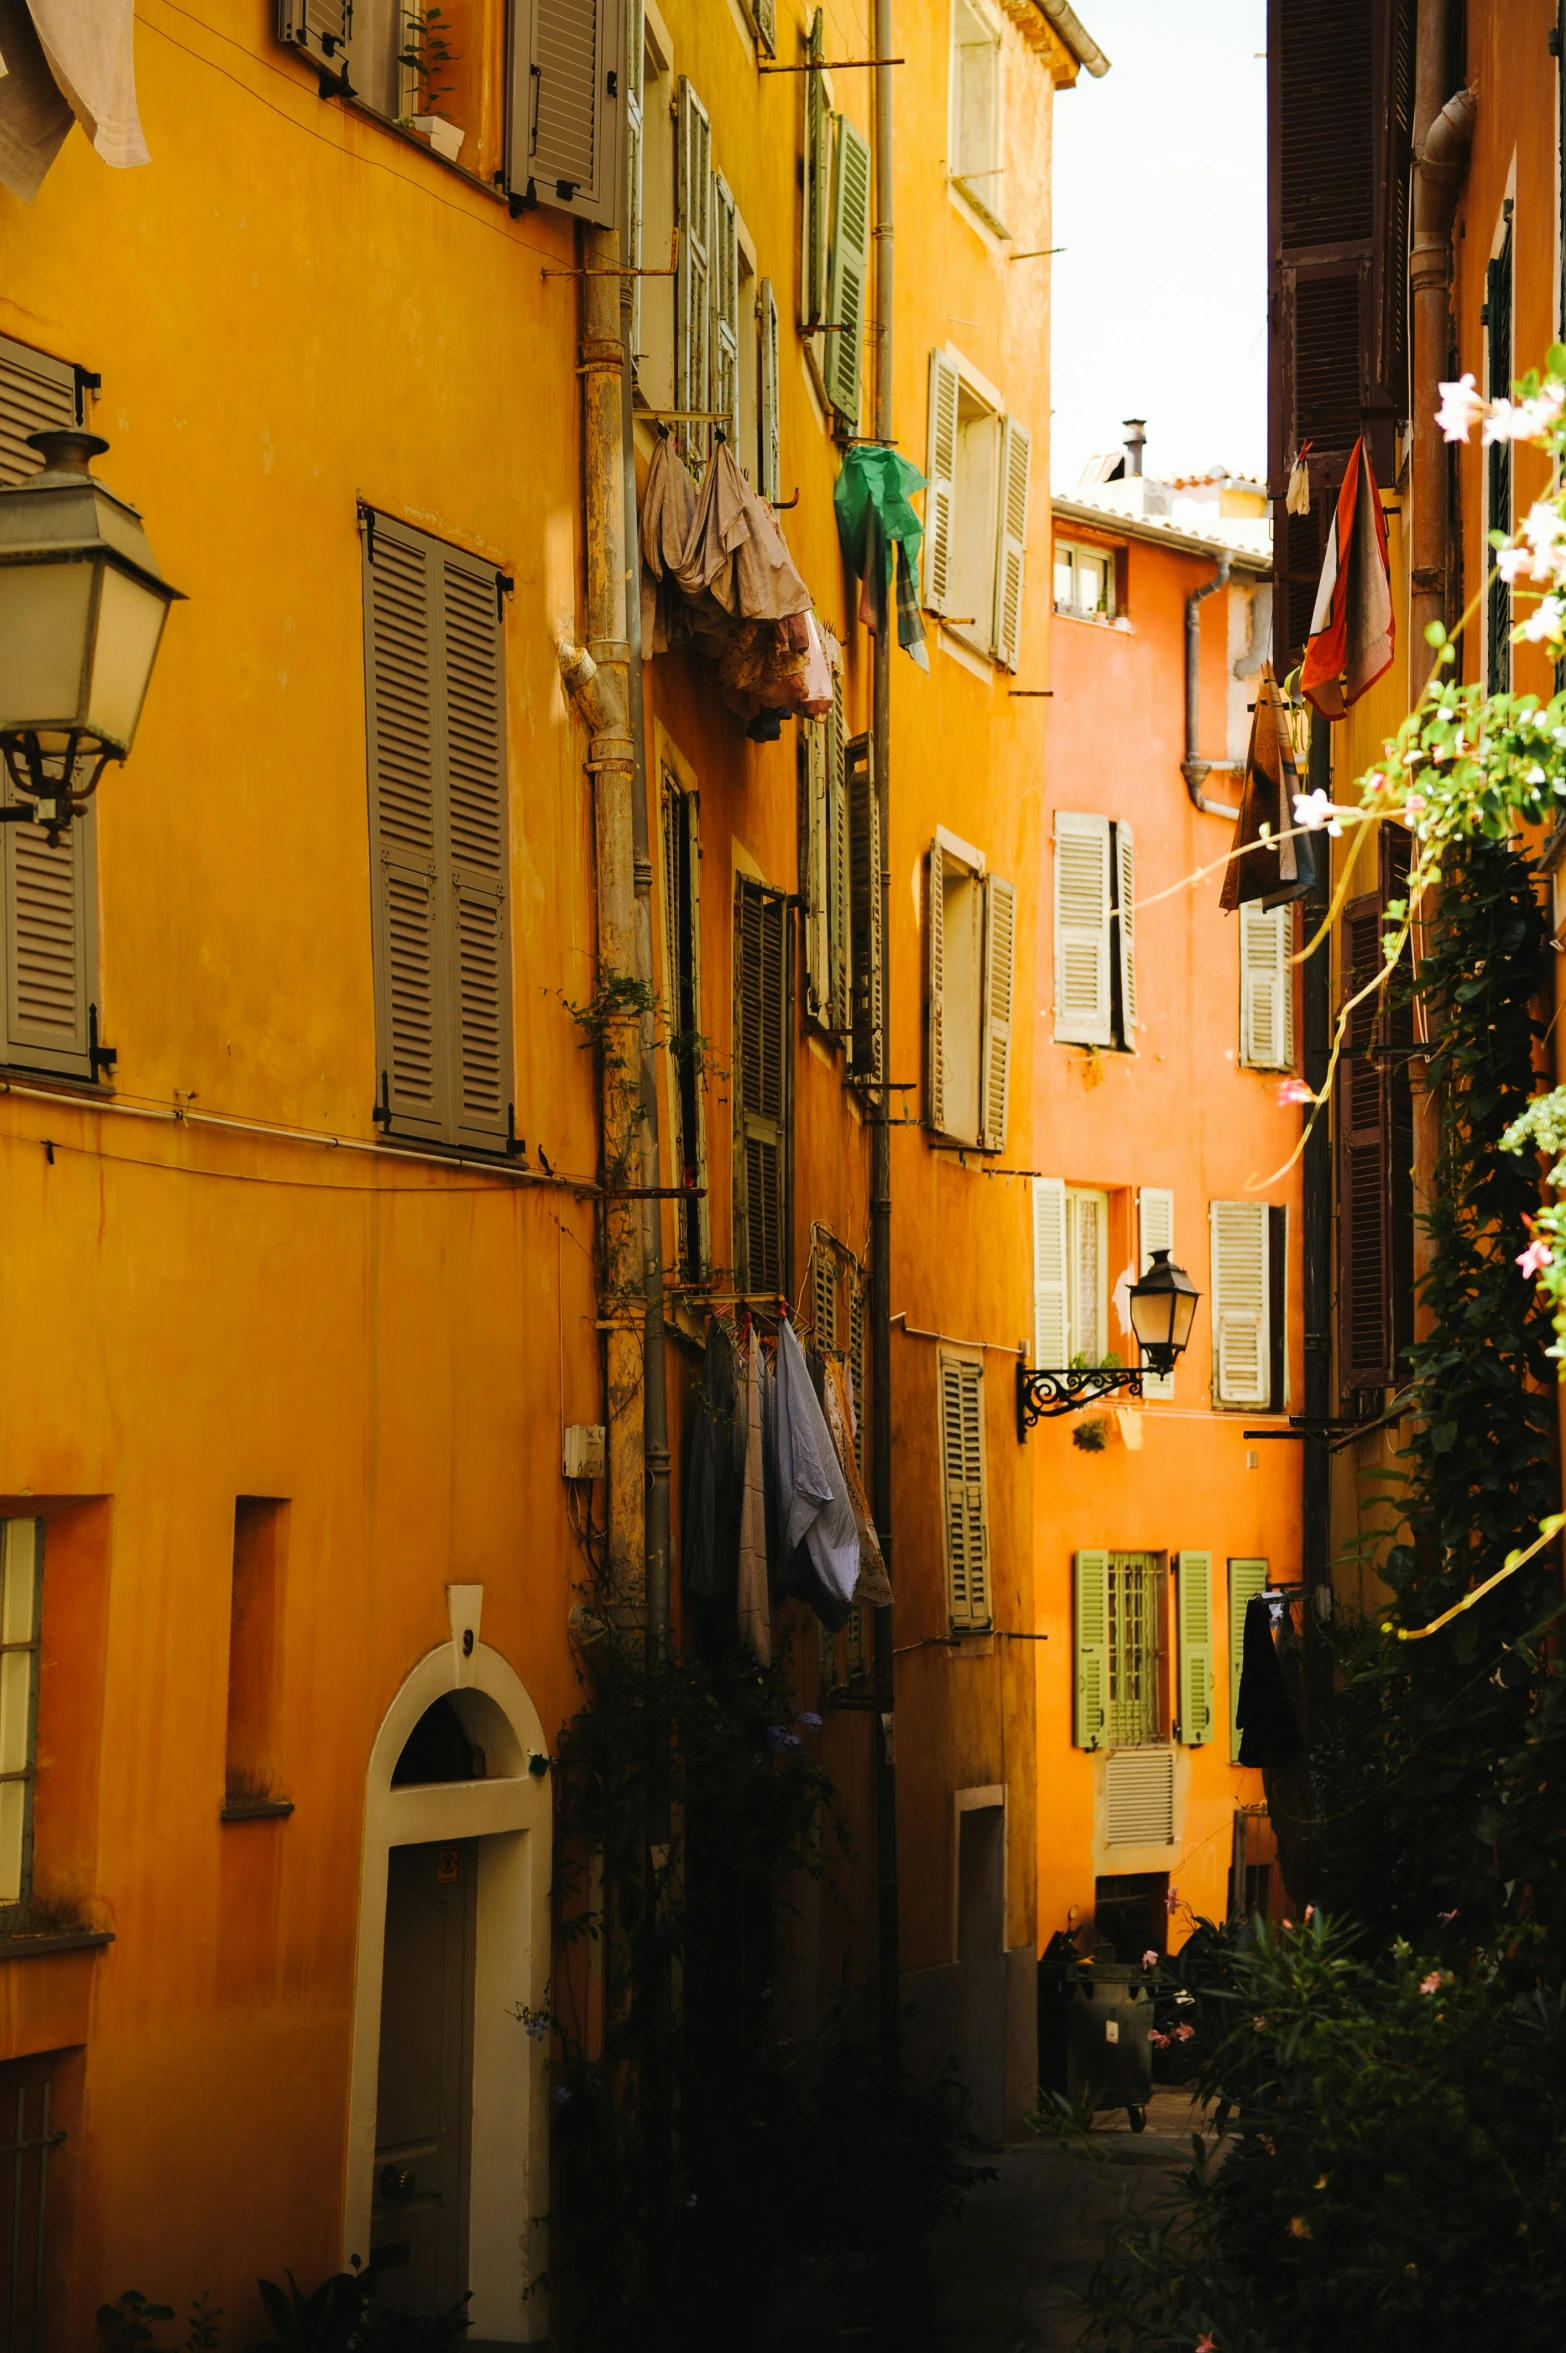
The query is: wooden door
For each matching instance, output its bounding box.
[370,1839,476,2311]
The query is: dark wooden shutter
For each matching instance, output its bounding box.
[442,552,512,1153]
[1379,823,1415,1376]
[1336,829,1414,1398]
[826,672,850,1034]
[1269,0,1414,668]
[847,732,882,1080]
[1486,215,1514,690]
[506,0,626,227]
[734,879,789,1296]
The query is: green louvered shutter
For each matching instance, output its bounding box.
[1075,1549,1110,1750]
[1177,1551,1213,1747]
[802,11,829,329]
[847,732,881,1079]
[734,879,790,1295]
[1228,1558,1268,1762]
[823,116,871,424]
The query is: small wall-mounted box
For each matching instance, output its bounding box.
[562,1424,607,1481]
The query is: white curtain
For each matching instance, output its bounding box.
[0,0,147,203]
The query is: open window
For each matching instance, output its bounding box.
[925,829,1014,1151]
[948,0,1006,236]
[923,352,1032,670]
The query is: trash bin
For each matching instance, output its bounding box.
[1066,1960,1154,2129]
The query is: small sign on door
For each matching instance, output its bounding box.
[1104,2019,1120,2044]
[437,1848,460,1883]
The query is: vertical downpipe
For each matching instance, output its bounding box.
[870,0,900,2066]
[1302,717,1334,1702]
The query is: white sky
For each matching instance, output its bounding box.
[1048,0,1267,488]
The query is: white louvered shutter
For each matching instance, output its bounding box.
[758,278,781,501]
[675,78,713,475]
[1240,903,1294,1069]
[1105,1747,1175,1843]
[802,10,830,328]
[925,844,946,1134]
[506,0,626,228]
[442,552,513,1153]
[980,875,1015,1151]
[624,0,645,363]
[1053,811,1112,1046]
[1074,1549,1109,1750]
[1115,820,1137,1042]
[1176,1551,1213,1746]
[0,336,76,486]
[277,0,355,77]
[923,352,960,617]
[1137,1187,1176,1400]
[823,116,871,425]
[1210,1200,1270,1406]
[712,174,740,450]
[1032,1177,1067,1369]
[940,1356,989,1629]
[990,415,1032,669]
[1228,1557,1268,1761]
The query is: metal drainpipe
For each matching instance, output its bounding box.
[1301,716,1334,1716]
[1180,554,1242,820]
[1410,0,1475,684]
[870,0,900,2070]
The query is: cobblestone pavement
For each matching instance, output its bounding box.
[913,2091,1204,2351]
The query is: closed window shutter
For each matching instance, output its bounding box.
[751,0,776,54]
[823,116,871,424]
[758,277,781,501]
[925,842,946,1133]
[624,0,645,363]
[0,336,76,487]
[1032,1177,1067,1369]
[1114,818,1137,1043]
[1074,1548,1110,1750]
[1053,810,1112,1046]
[1211,1200,1269,1406]
[734,880,789,1295]
[442,553,512,1152]
[1379,822,1415,1371]
[277,0,354,77]
[990,415,1031,669]
[827,669,851,1034]
[940,1355,989,1629]
[847,732,882,1079]
[922,351,960,615]
[675,77,713,474]
[802,11,830,328]
[1240,902,1294,1068]
[365,524,445,1142]
[506,0,625,227]
[1105,1746,1175,1843]
[712,174,740,448]
[1176,1551,1213,1746]
[800,718,828,1024]
[1137,1186,1175,1400]
[1228,1557,1268,1761]
[2,802,96,1078]
[979,874,1014,1151]
[1338,889,1392,1388]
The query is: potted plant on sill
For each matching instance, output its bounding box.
[400,5,464,162]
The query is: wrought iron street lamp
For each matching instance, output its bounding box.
[0,430,183,837]
[1016,1250,1201,1436]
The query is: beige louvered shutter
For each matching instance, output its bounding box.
[823,116,871,425]
[1114,820,1137,1044]
[802,11,829,328]
[1053,810,1112,1046]
[847,733,882,1080]
[277,0,355,77]
[749,0,776,53]
[827,669,851,1033]
[0,336,77,487]
[1137,1186,1176,1400]
[758,278,781,501]
[675,77,712,474]
[2,805,96,1078]
[506,0,626,227]
[441,551,512,1152]
[712,174,740,449]
[1239,903,1293,1070]
[1074,1549,1110,1750]
[990,416,1032,669]
[923,351,960,616]
[735,881,789,1295]
[979,875,1014,1151]
[1176,1551,1213,1746]
[925,842,946,1133]
[1228,1557,1268,1761]
[624,0,645,363]
[940,1355,989,1629]
[1032,1177,1067,1369]
[1210,1200,1269,1406]
[365,523,445,1143]
[1105,1747,1175,1843]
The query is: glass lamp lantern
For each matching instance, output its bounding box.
[0,430,183,830]
[1128,1248,1200,1374]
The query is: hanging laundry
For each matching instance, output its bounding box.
[833,444,930,668]
[1300,435,1395,720]
[640,434,702,656]
[674,440,812,621]
[773,1320,860,1620]
[1285,443,1312,516]
[1220,660,1318,913]
[1236,1591,1305,1767]
[681,1318,743,1604]
[822,1359,892,1608]
[736,1332,770,1662]
[0,0,148,203]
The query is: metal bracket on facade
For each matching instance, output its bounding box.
[1016,1360,1151,1436]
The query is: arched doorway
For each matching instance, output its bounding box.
[345,1643,551,2345]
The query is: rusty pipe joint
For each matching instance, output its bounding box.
[557,636,630,750]
[1182,555,1241,819]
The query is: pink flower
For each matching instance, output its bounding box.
[1278,1078,1314,1106]
[1438,1907,1459,1924]
[1437,373,1485,441]
[1174,2022,1196,2042]
[1196,2338,1218,2353]
[1142,1949,1160,1970]
[1518,1238,1554,1281]
[1363,769,1390,796]
[1420,1970,1444,1995]
[1149,2028,1171,2049]
[1165,1886,1180,1914]
[1403,792,1427,823]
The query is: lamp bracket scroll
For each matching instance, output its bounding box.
[1015,1360,1153,1438]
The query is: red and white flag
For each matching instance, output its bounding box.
[1301,436,1394,720]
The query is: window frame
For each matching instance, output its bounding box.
[1065,1185,1110,1366]
[1053,536,1118,623]
[1106,1550,1167,1748]
[658,734,710,1280]
[0,1521,43,1925]
[948,0,1008,239]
